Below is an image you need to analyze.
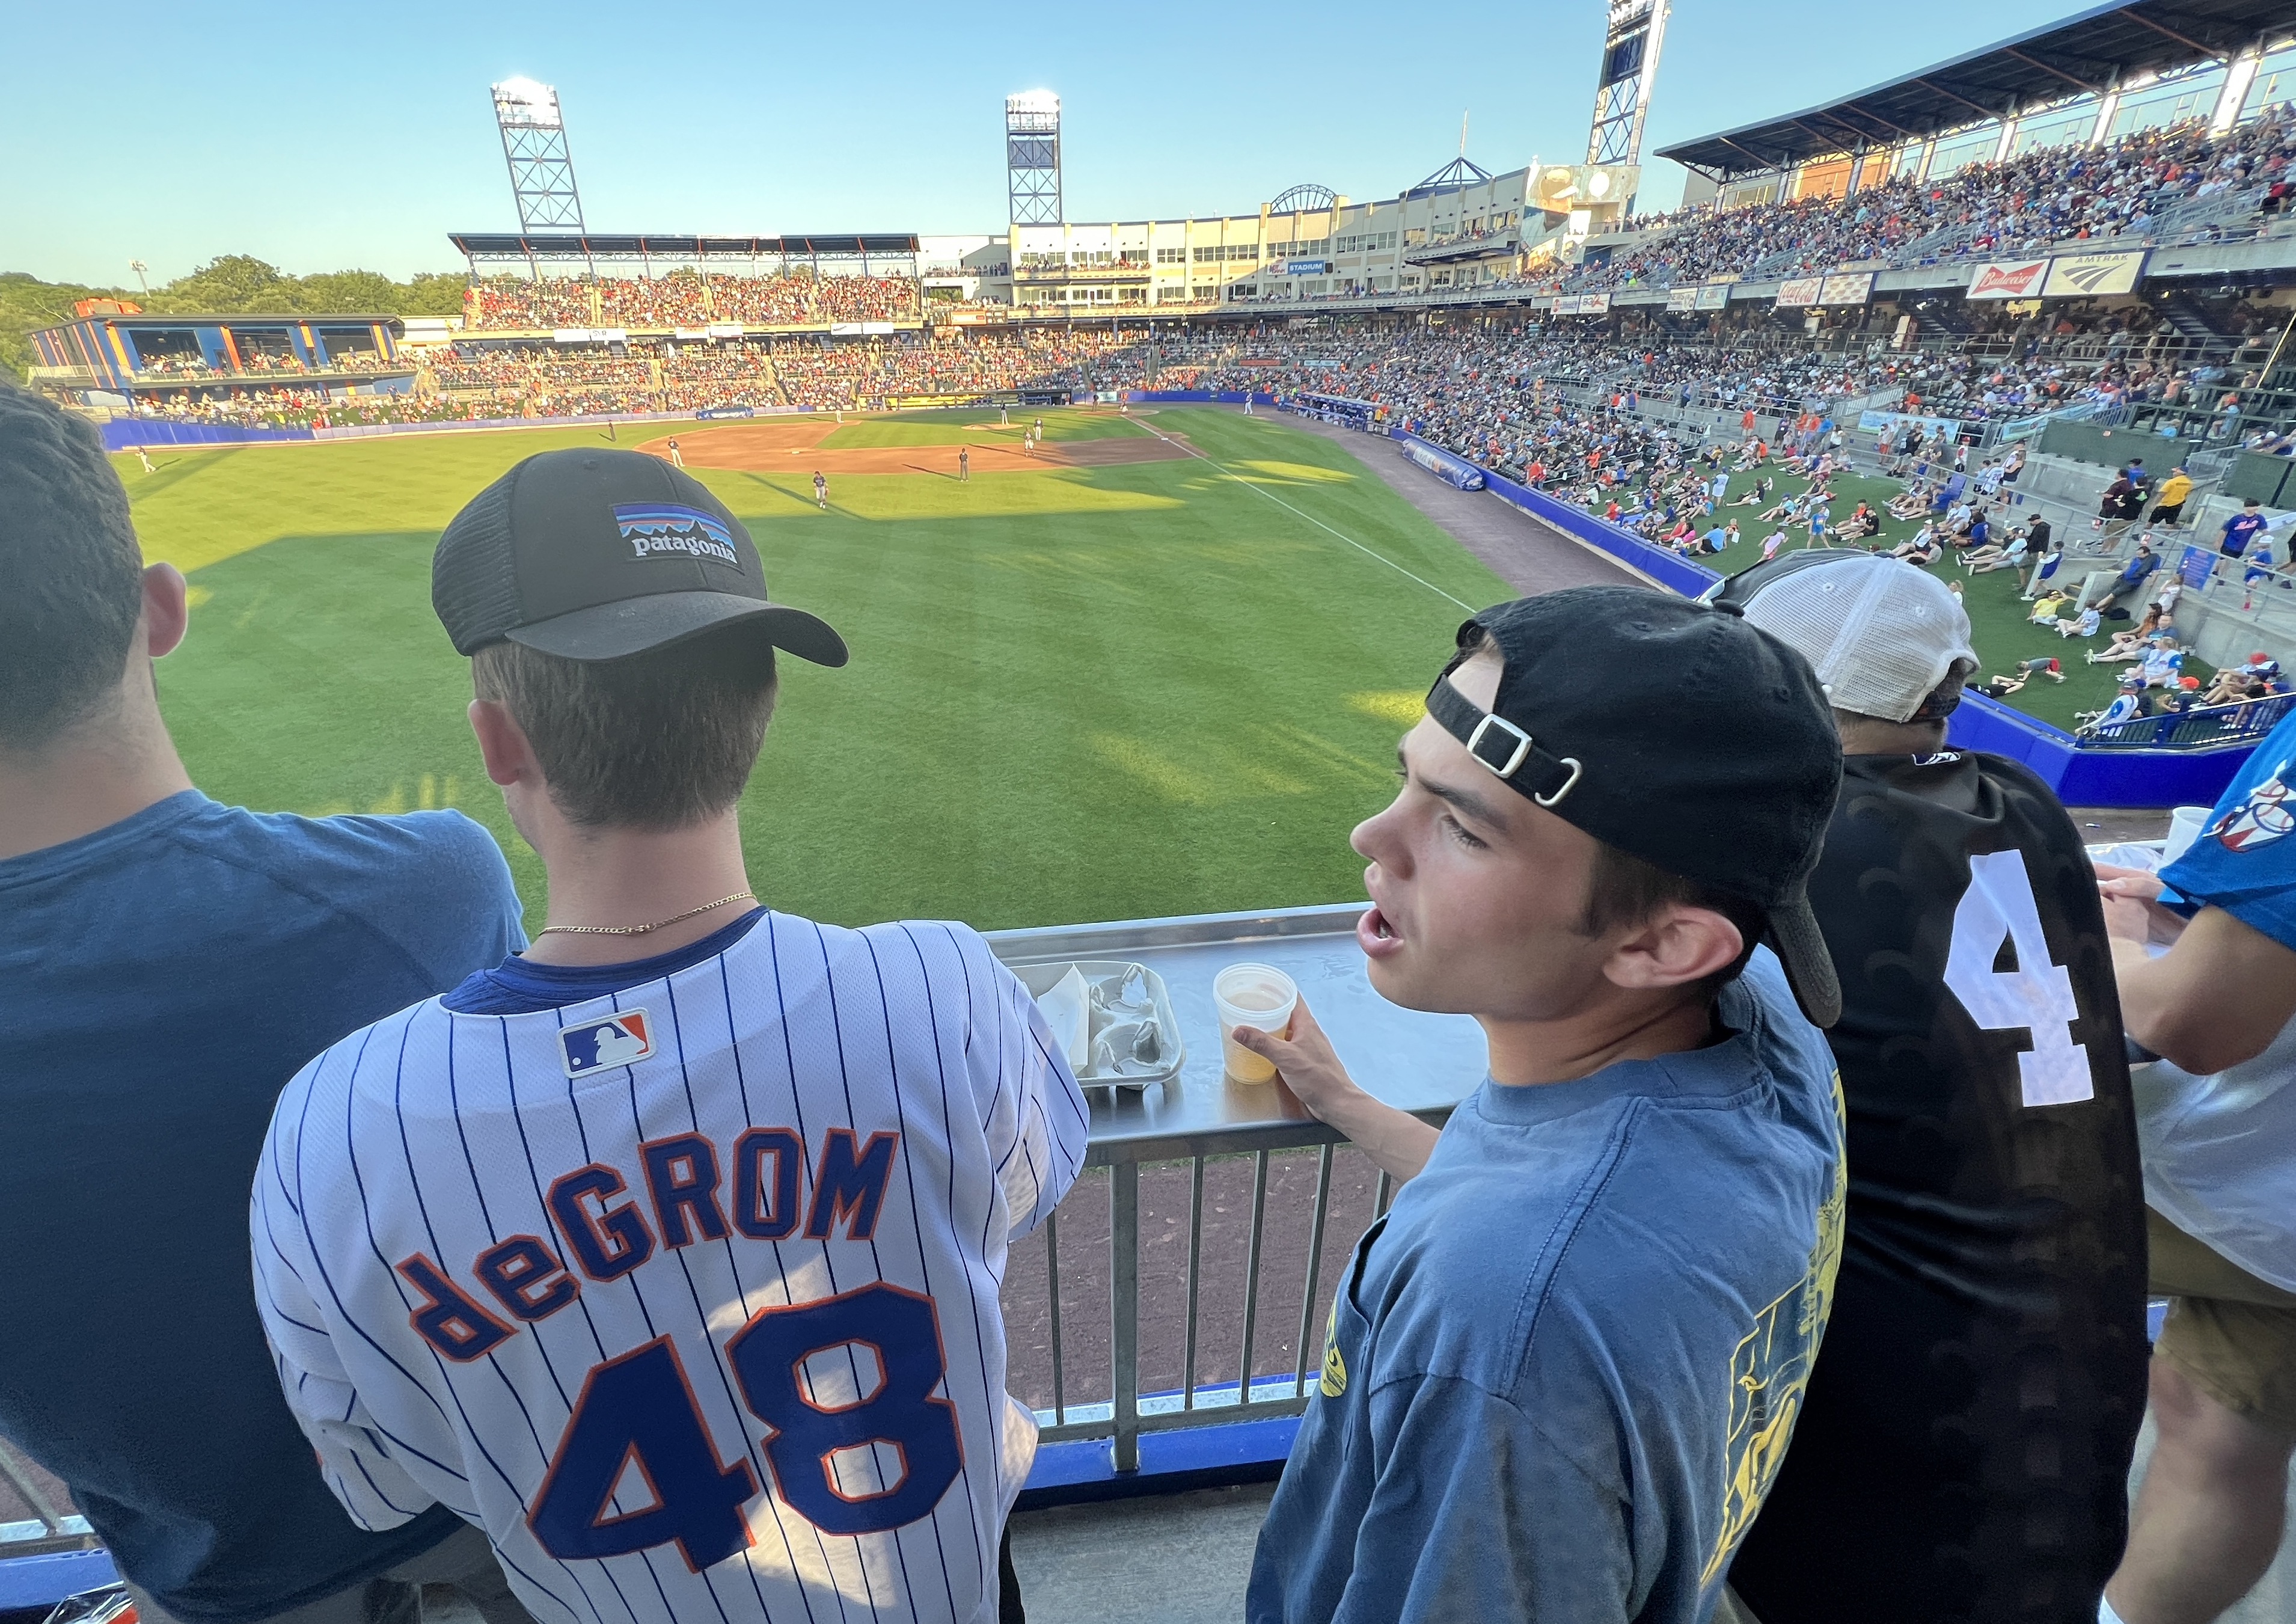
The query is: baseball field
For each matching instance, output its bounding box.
[124,406,1511,931]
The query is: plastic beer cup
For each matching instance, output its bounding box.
[1214,963,1299,1083]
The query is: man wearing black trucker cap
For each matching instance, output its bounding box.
[251,450,1086,1624]
[1243,587,1847,1624]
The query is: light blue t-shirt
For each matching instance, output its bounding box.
[2148,714,2296,1290]
[1248,952,1845,1624]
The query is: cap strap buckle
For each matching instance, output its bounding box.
[1532,756,1584,809]
[1465,713,1533,779]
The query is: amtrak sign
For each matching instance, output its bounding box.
[2042,250,2149,298]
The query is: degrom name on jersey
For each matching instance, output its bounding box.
[253,913,1088,1624]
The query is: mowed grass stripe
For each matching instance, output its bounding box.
[135,409,1509,929]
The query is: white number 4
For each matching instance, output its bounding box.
[1942,851,2095,1108]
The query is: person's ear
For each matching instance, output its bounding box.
[468,697,540,790]
[1603,906,1746,993]
[144,563,189,660]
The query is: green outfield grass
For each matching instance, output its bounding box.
[125,408,1507,930]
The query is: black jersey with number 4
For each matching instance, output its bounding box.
[1728,751,2148,1624]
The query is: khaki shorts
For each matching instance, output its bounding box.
[2149,1207,2296,1431]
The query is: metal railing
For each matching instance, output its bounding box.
[1018,1120,1422,1471]
[0,1442,93,1557]
[2083,692,2296,747]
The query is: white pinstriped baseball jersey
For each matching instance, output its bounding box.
[253,912,1087,1624]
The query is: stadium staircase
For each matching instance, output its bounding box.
[2161,292,2239,357]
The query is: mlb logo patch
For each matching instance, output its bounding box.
[561,1011,654,1078]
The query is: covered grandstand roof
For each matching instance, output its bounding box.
[447,233,922,258]
[1657,0,2296,176]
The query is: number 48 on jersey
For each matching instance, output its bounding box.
[528,1282,963,1571]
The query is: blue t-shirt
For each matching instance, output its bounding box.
[2223,511,2270,557]
[1247,953,1845,1624]
[2144,717,2296,1290]
[0,792,524,1623]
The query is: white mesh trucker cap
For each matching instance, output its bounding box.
[1737,555,1979,724]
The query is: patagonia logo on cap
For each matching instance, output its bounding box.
[613,503,739,566]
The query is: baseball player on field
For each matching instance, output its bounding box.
[251,449,1088,1624]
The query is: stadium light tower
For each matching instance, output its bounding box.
[1006,91,1063,226]
[1587,0,1671,165]
[492,77,586,232]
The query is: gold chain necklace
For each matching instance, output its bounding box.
[535,890,756,938]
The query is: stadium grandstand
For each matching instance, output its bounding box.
[25,0,2296,758]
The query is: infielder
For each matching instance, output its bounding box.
[253,449,1088,1624]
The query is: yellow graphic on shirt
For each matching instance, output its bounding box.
[1319,1298,1348,1397]
[1699,1068,1847,1589]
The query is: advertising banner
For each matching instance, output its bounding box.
[1667,286,1700,312]
[1965,257,2050,299]
[1695,281,1733,310]
[1818,271,1875,305]
[551,328,629,345]
[706,323,747,339]
[2042,250,2149,298]
[1777,276,1823,308]
[1402,438,1487,491]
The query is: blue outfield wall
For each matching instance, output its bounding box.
[1944,695,2256,807]
[1124,390,1276,405]
[1389,429,1721,598]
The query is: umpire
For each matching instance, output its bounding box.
[1722,554,2148,1624]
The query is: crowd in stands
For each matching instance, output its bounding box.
[129,348,405,379]
[98,295,2296,476]
[1563,107,2296,293]
[464,270,920,331]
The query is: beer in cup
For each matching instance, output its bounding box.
[1214,963,1298,1083]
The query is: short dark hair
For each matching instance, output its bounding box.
[473,632,779,829]
[0,385,145,752]
[1579,839,1767,996]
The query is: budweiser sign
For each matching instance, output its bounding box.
[1966,259,2048,299]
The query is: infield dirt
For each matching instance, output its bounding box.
[638,415,1196,477]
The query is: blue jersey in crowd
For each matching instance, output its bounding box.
[2223,510,2271,557]
[1247,952,1845,1624]
[0,792,525,1622]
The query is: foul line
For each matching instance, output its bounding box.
[1131,414,1478,613]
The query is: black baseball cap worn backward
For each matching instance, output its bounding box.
[433,449,848,666]
[1425,588,1844,1028]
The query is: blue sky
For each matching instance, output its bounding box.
[5,0,2085,288]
